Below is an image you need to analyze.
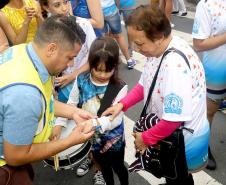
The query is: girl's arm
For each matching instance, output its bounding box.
[72,62,89,79]
[95,112,124,133]
[55,63,89,88]
[0,27,9,52]
[193,32,226,52]
[96,85,128,133]
[0,11,33,44]
[87,0,104,29]
[55,77,80,127]
[34,1,44,26]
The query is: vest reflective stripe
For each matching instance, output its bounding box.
[0,44,54,166]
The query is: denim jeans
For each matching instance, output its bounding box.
[103,11,122,34]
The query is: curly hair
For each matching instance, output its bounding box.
[126,5,171,41]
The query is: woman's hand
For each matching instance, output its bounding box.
[101,102,124,121]
[55,74,75,88]
[133,132,148,155]
[49,125,63,141]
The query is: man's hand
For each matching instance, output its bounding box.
[81,119,95,134]
[68,122,94,145]
[101,103,123,121]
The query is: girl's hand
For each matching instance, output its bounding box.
[24,7,36,22]
[68,122,94,145]
[101,103,124,121]
[55,74,75,88]
[132,132,148,155]
[50,125,63,141]
[81,119,95,134]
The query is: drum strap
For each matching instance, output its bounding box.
[97,80,126,117]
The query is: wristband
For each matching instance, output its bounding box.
[92,118,97,127]
[92,119,101,131]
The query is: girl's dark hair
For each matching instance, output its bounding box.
[0,0,9,9]
[126,5,171,41]
[88,37,120,84]
[39,0,48,7]
[39,0,48,18]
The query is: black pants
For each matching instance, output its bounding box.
[92,148,128,185]
[165,174,194,185]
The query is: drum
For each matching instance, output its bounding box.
[43,120,91,170]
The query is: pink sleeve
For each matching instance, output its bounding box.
[120,83,144,112]
[141,119,182,146]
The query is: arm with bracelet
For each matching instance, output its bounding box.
[91,84,128,133]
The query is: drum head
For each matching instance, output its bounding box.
[43,119,91,170]
[58,120,83,158]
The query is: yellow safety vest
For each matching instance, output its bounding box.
[0,44,54,166]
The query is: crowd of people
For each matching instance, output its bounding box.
[0,0,225,185]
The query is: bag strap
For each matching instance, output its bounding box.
[140,47,190,117]
[97,79,126,117]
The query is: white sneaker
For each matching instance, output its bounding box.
[178,12,187,17]
[93,171,106,185]
[76,158,92,176]
[127,58,136,70]
[170,22,175,28]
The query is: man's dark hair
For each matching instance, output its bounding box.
[34,15,84,49]
[62,16,86,44]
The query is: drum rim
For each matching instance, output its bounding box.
[44,142,91,170]
[57,141,88,160]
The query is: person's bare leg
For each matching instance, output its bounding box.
[113,33,130,60]
[206,97,218,170]
[159,0,165,12]
[207,98,219,126]
[164,0,173,21]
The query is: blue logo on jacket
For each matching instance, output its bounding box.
[164,93,183,114]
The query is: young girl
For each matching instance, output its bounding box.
[53,37,128,185]
[39,0,96,103]
[71,0,104,38]
[0,0,43,44]
[116,0,136,55]
[99,0,136,69]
